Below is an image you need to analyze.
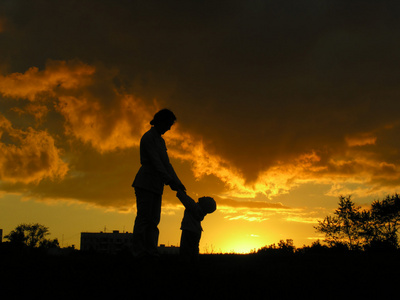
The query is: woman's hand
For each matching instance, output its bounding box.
[168,179,185,191]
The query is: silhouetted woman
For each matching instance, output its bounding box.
[131,109,186,258]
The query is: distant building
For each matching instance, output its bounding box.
[81,231,133,254]
[158,244,179,255]
[80,231,179,255]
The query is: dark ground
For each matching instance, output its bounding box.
[1,247,399,299]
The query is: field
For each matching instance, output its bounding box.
[1,248,399,299]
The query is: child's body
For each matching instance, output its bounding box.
[176,190,216,263]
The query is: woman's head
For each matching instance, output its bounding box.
[150,109,176,134]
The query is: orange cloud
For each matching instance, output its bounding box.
[1,58,399,210]
[11,103,50,125]
[0,60,155,152]
[0,114,68,184]
[168,124,400,202]
[218,198,293,223]
[166,130,250,196]
[57,94,152,152]
[345,132,377,147]
[167,133,325,200]
[0,60,95,101]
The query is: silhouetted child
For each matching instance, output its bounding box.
[176,190,217,264]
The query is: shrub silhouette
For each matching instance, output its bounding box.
[5,223,59,249]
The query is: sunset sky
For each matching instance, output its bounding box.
[1,0,400,253]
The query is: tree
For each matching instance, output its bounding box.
[315,196,366,250]
[315,194,400,251]
[369,194,400,249]
[277,239,296,253]
[257,239,296,255]
[5,223,59,249]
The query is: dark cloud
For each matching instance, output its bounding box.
[1,0,400,206]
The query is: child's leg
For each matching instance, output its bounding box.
[180,230,201,263]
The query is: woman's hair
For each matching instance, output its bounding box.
[150,109,177,126]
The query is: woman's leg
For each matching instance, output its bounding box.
[132,188,162,257]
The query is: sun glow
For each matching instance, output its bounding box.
[219,235,269,254]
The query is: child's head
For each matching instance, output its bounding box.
[198,197,217,214]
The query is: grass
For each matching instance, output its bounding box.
[1,247,399,299]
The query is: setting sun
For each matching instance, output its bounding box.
[220,235,269,254]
